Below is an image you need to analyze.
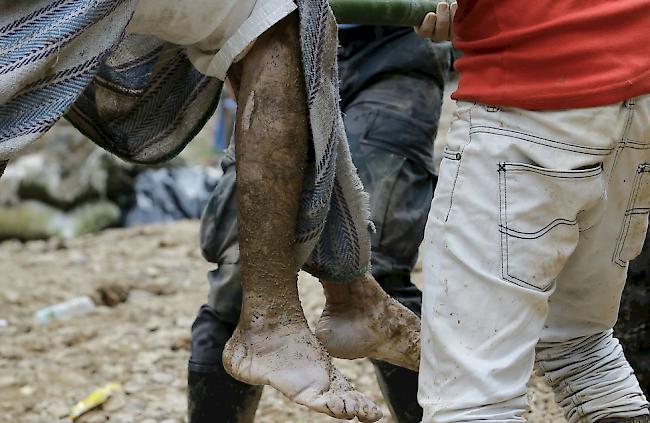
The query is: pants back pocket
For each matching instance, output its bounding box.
[499,162,604,291]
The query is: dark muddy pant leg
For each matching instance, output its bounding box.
[343,74,441,423]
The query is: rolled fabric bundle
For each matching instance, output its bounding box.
[330,0,442,26]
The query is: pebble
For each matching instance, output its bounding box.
[174,316,192,328]
[145,267,160,277]
[151,372,174,385]
[127,289,155,303]
[45,401,69,418]
[0,375,17,388]
[79,411,107,423]
[103,392,126,412]
[19,385,35,396]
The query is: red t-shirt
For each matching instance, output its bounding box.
[451,0,650,110]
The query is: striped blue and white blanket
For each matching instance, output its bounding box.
[0,0,371,281]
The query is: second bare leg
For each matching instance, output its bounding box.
[317,273,421,372]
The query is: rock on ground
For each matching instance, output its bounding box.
[0,221,564,422]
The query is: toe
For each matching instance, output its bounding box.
[321,395,345,419]
[340,395,359,419]
[354,394,382,423]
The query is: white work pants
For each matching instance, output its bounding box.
[420,97,650,422]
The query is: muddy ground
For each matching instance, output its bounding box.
[0,221,564,423]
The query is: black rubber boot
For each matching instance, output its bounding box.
[188,370,262,423]
[371,359,422,423]
[188,305,263,423]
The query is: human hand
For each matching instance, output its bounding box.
[414,1,457,42]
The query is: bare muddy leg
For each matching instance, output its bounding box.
[222,14,382,422]
[317,273,421,372]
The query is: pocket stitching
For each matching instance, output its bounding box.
[577,203,603,234]
[622,139,650,149]
[614,164,650,267]
[614,167,643,266]
[503,163,603,179]
[502,218,577,240]
[499,163,587,292]
[471,126,615,156]
[498,162,560,292]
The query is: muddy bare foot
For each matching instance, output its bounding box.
[316,273,421,371]
[223,318,383,422]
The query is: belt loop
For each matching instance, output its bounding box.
[625,98,637,109]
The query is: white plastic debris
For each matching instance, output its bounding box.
[33,296,96,324]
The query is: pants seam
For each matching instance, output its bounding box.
[445,106,476,222]
[470,126,615,156]
[614,165,645,267]
[499,165,563,292]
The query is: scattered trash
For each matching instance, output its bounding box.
[69,383,122,421]
[33,296,96,324]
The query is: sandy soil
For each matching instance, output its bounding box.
[0,221,565,423]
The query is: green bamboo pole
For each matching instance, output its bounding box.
[330,0,444,27]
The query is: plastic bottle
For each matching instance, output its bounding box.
[33,296,96,324]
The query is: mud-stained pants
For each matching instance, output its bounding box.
[420,98,650,422]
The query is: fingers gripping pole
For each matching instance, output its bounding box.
[330,0,445,26]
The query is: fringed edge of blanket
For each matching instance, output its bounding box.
[295,0,373,282]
